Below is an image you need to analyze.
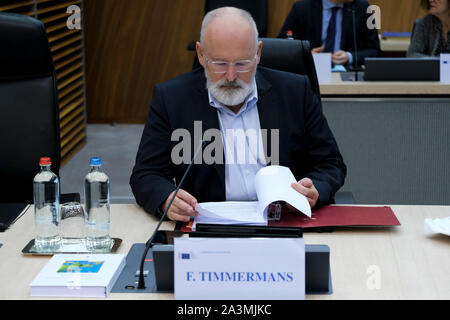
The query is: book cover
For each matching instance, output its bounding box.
[30,253,125,297]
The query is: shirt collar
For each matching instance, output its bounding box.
[208,78,258,116]
[322,0,344,9]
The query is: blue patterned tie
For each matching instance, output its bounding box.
[323,7,339,53]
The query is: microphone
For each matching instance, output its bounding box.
[137,139,206,289]
[346,3,363,80]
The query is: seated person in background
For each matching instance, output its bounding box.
[130,7,346,222]
[278,0,380,67]
[407,0,450,57]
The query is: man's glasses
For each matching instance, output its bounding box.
[203,54,257,74]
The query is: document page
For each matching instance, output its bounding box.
[255,166,311,218]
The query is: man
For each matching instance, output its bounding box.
[130,7,346,222]
[278,0,380,67]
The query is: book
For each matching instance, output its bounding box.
[191,166,311,230]
[30,253,125,297]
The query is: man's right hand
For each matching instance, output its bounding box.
[162,189,198,222]
[311,46,324,54]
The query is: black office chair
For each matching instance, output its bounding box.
[258,38,321,96]
[0,13,78,205]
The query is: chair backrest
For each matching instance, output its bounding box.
[258,38,321,96]
[0,12,61,204]
[205,0,268,37]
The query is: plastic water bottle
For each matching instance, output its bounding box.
[84,157,111,252]
[286,30,294,40]
[33,157,61,251]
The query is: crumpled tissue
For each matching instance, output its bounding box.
[424,217,450,236]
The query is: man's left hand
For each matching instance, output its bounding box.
[291,178,319,208]
[332,50,349,65]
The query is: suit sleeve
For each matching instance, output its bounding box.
[351,1,380,65]
[407,19,429,57]
[301,78,346,207]
[130,85,176,217]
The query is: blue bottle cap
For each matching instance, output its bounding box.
[89,157,102,166]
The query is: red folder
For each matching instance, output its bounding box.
[180,205,401,232]
[269,205,401,228]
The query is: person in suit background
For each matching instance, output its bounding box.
[278,0,380,67]
[407,0,450,57]
[130,7,346,222]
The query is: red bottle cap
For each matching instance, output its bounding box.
[287,30,293,36]
[39,157,51,165]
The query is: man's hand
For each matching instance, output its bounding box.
[291,178,319,209]
[332,50,349,65]
[311,46,324,54]
[162,189,198,222]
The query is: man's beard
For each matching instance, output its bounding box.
[206,71,255,107]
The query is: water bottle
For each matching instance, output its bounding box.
[33,157,61,251]
[286,30,294,40]
[84,157,111,252]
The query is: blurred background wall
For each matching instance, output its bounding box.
[82,0,427,123]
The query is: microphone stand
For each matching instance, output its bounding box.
[137,140,205,289]
[347,5,364,80]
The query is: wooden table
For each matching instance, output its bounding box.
[0,204,449,299]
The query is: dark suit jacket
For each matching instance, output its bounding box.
[278,0,380,66]
[130,67,346,217]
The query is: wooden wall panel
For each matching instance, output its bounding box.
[83,0,429,124]
[369,0,427,34]
[83,0,204,123]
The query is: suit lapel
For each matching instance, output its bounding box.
[195,76,225,195]
[255,69,278,165]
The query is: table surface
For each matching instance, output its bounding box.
[320,72,450,96]
[1,204,449,300]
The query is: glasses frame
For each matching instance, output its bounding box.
[202,54,258,74]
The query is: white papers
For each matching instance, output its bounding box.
[30,254,125,297]
[193,166,311,229]
[194,201,266,229]
[313,53,332,83]
[255,165,311,218]
[174,237,305,300]
[440,54,450,83]
[424,217,450,236]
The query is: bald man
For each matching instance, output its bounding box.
[130,7,346,222]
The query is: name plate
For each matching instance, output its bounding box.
[174,237,305,300]
[312,53,332,83]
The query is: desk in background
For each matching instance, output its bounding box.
[0,204,449,299]
[319,74,450,206]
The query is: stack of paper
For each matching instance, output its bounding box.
[194,201,267,230]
